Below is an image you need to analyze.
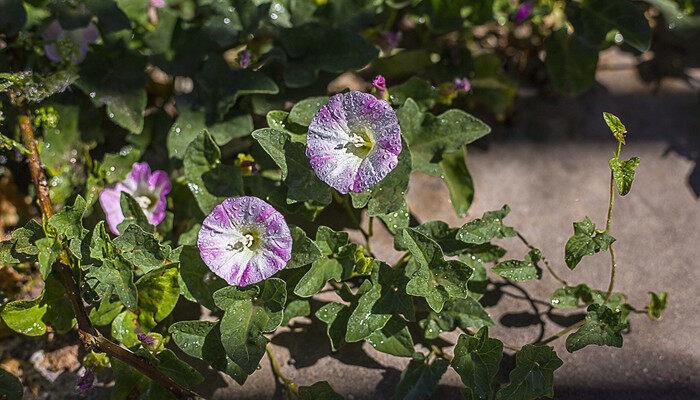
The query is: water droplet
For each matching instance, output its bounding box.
[89,92,96,98]
[223,17,231,24]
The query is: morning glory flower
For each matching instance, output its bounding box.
[306,91,401,193]
[76,368,95,391]
[99,162,171,235]
[238,49,252,69]
[372,75,388,100]
[42,20,99,64]
[197,196,292,287]
[453,77,472,92]
[514,2,534,23]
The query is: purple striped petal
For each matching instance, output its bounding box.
[306,91,401,194]
[99,162,171,234]
[197,197,292,287]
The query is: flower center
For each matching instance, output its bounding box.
[227,231,259,253]
[346,127,374,158]
[134,194,153,210]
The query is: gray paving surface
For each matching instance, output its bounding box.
[206,57,700,399]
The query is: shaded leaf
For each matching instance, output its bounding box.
[492,249,542,281]
[457,205,516,245]
[609,156,640,196]
[452,327,503,400]
[394,355,449,400]
[566,304,627,352]
[564,217,615,269]
[496,345,563,400]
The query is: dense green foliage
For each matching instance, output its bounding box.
[0,0,682,399]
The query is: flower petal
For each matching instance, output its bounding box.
[99,185,127,234]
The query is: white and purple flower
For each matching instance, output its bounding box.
[306,91,402,194]
[453,77,472,93]
[514,2,534,24]
[42,20,99,64]
[99,162,171,235]
[197,196,292,287]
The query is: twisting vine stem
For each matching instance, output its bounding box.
[18,109,202,400]
[515,232,568,287]
[603,141,622,303]
[266,343,299,398]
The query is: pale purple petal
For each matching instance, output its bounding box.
[307,91,401,194]
[99,162,171,235]
[42,20,63,41]
[44,44,62,63]
[99,185,128,235]
[151,0,166,8]
[454,77,471,92]
[197,197,292,287]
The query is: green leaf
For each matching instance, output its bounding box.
[135,266,179,330]
[452,327,503,400]
[294,258,342,298]
[111,357,149,400]
[288,226,322,269]
[35,237,61,279]
[86,257,138,311]
[111,309,140,348]
[545,29,599,95]
[278,24,378,88]
[402,228,472,312]
[195,57,279,118]
[346,262,414,342]
[549,284,625,310]
[315,282,369,351]
[394,355,449,400]
[564,217,616,269]
[1,275,75,336]
[647,291,668,320]
[395,220,505,259]
[177,245,227,311]
[48,195,87,257]
[457,205,516,245]
[492,249,542,281]
[145,349,203,399]
[99,147,142,185]
[252,128,331,204]
[366,316,415,357]
[167,108,253,161]
[214,278,286,374]
[77,44,147,133]
[609,156,640,196]
[397,99,490,175]
[602,112,628,144]
[288,96,328,127]
[389,77,439,110]
[117,192,154,234]
[169,321,249,384]
[298,381,344,400]
[113,224,171,273]
[496,345,563,400]
[144,7,177,54]
[420,297,494,340]
[281,297,311,326]
[10,219,44,257]
[184,131,244,214]
[0,367,23,400]
[88,288,124,326]
[378,201,410,235]
[566,304,628,352]
[566,0,651,52]
[440,150,475,217]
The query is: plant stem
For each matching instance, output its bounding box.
[266,343,298,396]
[603,142,622,302]
[515,232,568,287]
[538,319,586,346]
[603,245,617,304]
[332,191,371,251]
[19,110,201,400]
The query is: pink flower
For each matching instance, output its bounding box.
[99,163,171,235]
[453,77,471,92]
[197,197,292,286]
[42,20,99,64]
[306,91,401,193]
[514,2,534,24]
[238,50,252,69]
[372,75,387,100]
